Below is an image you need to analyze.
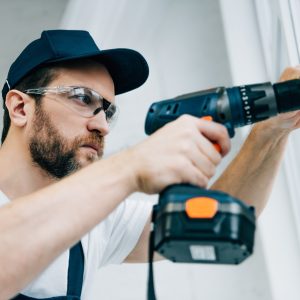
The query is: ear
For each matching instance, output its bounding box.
[5,90,33,128]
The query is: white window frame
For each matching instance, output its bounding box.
[221,1,300,299]
[254,1,300,299]
[255,0,300,244]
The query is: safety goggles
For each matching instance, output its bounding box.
[23,86,119,125]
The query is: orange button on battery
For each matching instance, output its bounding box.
[185,197,218,219]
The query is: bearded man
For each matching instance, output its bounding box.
[1,29,299,299]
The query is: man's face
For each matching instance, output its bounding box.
[28,61,115,179]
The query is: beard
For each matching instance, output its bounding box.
[29,103,104,179]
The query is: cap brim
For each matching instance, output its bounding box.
[47,48,149,95]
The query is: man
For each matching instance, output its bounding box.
[0,29,299,299]
[0,30,230,299]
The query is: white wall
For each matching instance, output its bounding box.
[0,0,69,133]
[61,1,273,299]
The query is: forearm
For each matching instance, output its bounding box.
[0,149,137,299]
[211,121,289,216]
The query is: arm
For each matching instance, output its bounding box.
[211,121,289,215]
[0,116,229,299]
[212,66,300,216]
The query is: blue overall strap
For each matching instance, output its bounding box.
[67,241,85,297]
[12,241,85,300]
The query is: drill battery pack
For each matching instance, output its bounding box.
[152,184,256,264]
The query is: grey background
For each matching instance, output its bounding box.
[0,0,68,132]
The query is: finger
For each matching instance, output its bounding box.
[194,133,222,165]
[201,116,223,153]
[179,161,209,188]
[279,66,300,82]
[184,145,217,179]
[167,115,224,163]
[196,118,231,156]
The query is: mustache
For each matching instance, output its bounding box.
[74,132,105,156]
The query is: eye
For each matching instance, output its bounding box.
[69,92,92,105]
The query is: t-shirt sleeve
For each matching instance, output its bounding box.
[99,197,154,267]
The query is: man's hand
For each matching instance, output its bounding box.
[130,115,230,194]
[255,65,300,133]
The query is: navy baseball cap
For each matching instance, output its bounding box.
[2,30,149,100]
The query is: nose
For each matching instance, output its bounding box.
[86,110,110,136]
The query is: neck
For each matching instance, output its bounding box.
[0,137,56,200]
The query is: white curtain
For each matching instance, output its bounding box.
[61,0,300,299]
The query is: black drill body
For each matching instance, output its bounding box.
[145,79,300,265]
[145,79,300,137]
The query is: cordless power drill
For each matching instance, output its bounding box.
[145,79,300,266]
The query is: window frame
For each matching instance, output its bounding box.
[255,0,300,249]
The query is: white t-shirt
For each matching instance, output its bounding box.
[0,190,153,299]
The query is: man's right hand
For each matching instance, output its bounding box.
[129,115,231,194]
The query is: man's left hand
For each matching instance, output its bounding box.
[259,65,300,133]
